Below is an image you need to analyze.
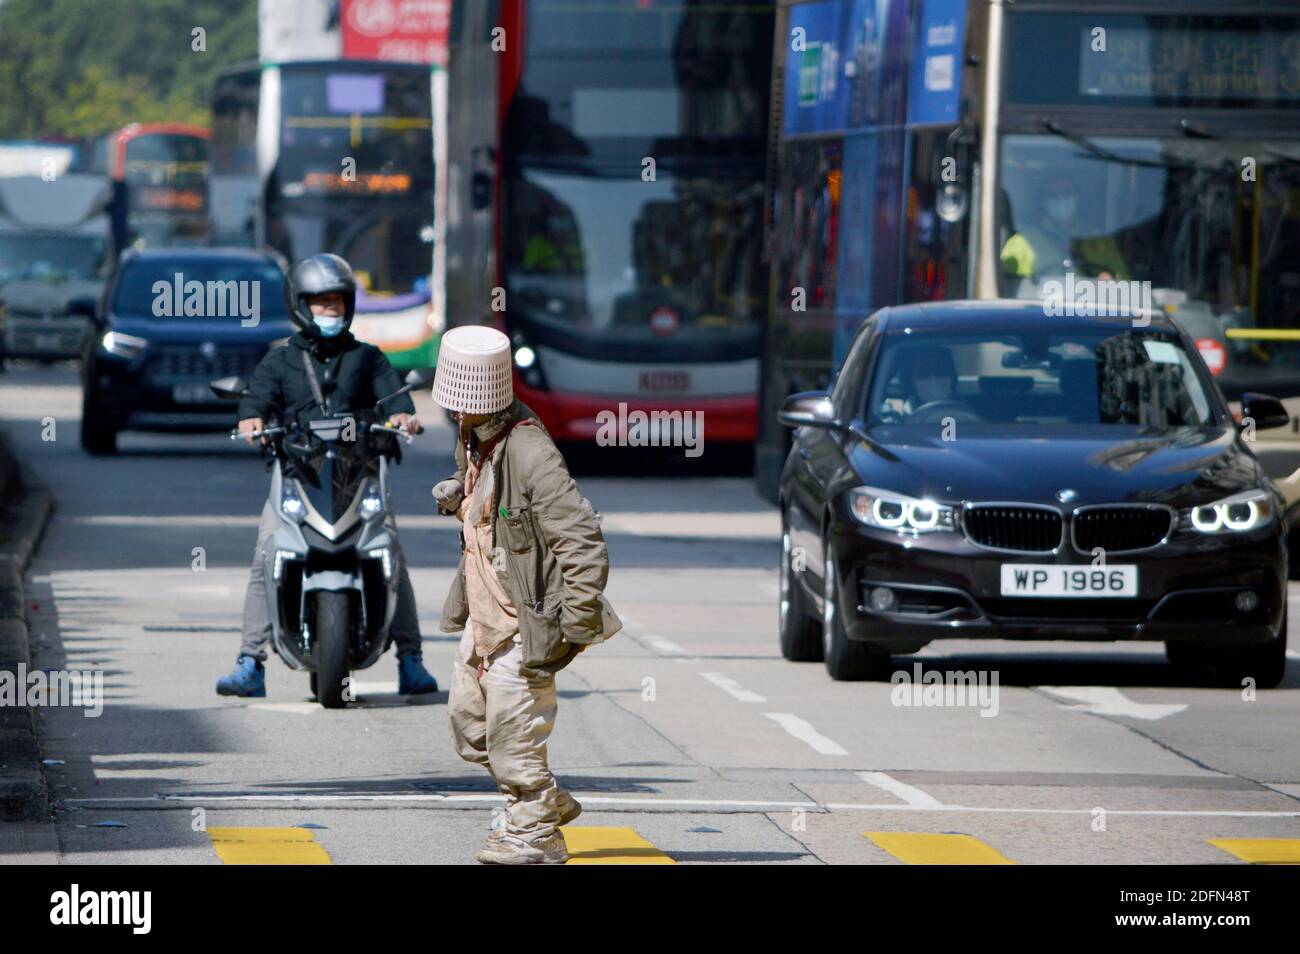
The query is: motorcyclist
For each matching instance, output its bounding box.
[215,252,438,698]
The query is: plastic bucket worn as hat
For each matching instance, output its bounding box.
[432,325,514,414]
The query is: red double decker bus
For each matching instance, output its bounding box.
[101,122,211,249]
[444,0,775,449]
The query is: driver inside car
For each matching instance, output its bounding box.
[215,252,438,698]
[880,346,968,421]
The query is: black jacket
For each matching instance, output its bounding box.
[238,332,415,424]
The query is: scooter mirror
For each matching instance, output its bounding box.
[210,376,250,401]
[404,367,436,389]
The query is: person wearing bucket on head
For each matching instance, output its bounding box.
[431,325,621,865]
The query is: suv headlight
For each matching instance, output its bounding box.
[100,331,148,359]
[848,487,955,534]
[1183,489,1275,534]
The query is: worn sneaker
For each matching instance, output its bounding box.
[476,830,569,865]
[485,796,581,845]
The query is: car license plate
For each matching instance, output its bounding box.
[172,383,213,404]
[1000,564,1137,597]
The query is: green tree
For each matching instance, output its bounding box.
[0,0,257,140]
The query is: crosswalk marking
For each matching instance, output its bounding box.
[1208,838,1300,864]
[561,826,675,865]
[207,827,333,865]
[865,832,1017,865]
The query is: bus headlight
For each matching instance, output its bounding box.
[514,345,536,369]
[1184,490,1274,535]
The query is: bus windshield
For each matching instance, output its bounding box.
[267,66,434,300]
[998,134,1300,399]
[503,0,771,343]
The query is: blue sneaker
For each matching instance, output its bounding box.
[216,655,266,697]
[398,652,438,695]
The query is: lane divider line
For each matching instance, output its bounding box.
[700,672,766,703]
[207,827,332,865]
[856,771,947,809]
[562,826,676,864]
[1208,838,1300,864]
[866,832,1017,865]
[762,713,848,756]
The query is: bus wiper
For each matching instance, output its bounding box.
[1038,119,1172,170]
[1178,117,1300,164]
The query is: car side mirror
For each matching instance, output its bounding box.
[778,391,836,429]
[209,376,250,401]
[1240,392,1289,432]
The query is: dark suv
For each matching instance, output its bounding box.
[80,247,294,454]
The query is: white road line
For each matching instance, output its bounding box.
[856,771,946,809]
[643,636,696,662]
[61,793,1300,818]
[1038,686,1188,721]
[763,713,848,756]
[699,672,766,703]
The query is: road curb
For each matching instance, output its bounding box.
[0,433,55,821]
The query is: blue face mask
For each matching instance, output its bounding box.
[313,315,346,338]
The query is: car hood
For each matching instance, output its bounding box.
[107,314,296,346]
[0,278,103,313]
[850,424,1264,508]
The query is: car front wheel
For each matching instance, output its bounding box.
[821,541,891,681]
[778,507,822,662]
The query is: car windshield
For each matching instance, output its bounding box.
[865,327,1218,430]
[0,234,108,283]
[113,259,289,318]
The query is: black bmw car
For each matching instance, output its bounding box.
[778,300,1291,686]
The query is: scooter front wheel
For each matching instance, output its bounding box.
[314,590,351,708]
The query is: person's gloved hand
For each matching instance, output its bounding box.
[432,479,464,514]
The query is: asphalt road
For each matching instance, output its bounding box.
[1,364,1298,865]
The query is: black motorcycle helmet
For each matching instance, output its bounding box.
[285,253,357,337]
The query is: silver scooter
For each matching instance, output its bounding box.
[210,369,432,708]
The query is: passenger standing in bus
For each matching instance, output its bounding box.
[431,326,620,865]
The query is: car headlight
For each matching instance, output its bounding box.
[100,331,148,358]
[280,487,306,523]
[1183,489,1275,534]
[848,487,955,534]
[359,483,384,519]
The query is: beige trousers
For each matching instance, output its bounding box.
[448,624,575,839]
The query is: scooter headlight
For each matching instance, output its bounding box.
[272,549,299,582]
[280,487,306,522]
[359,483,384,520]
[366,546,393,580]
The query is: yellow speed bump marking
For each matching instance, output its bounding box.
[561,826,675,864]
[866,832,1016,865]
[1209,838,1300,864]
[207,827,333,865]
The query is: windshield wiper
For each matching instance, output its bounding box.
[1038,119,1175,171]
[1178,118,1300,165]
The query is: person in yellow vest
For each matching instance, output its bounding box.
[1001,175,1130,284]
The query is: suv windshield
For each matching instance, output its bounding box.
[866,328,1218,430]
[113,259,288,318]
